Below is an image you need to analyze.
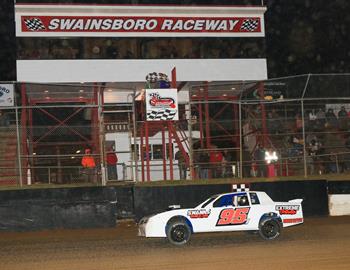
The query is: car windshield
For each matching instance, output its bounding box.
[198,195,219,208]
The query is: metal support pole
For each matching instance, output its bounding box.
[301,100,307,177]
[204,82,211,149]
[20,83,28,185]
[98,87,106,186]
[239,102,243,179]
[145,121,151,182]
[140,123,145,182]
[187,101,194,180]
[132,89,138,182]
[198,90,204,148]
[258,82,268,147]
[162,125,167,180]
[15,106,23,187]
[168,122,174,180]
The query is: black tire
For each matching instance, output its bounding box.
[166,219,191,246]
[259,219,281,240]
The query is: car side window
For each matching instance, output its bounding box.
[237,195,249,206]
[249,192,260,205]
[213,194,234,208]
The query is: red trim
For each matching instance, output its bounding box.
[283,218,303,224]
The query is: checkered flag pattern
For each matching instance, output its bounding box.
[147,109,177,121]
[232,184,250,192]
[240,19,259,31]
[24,18,46,31]
[146,72,169,83]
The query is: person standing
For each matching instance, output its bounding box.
[106,149,118,180]
[81,148,96,183]
[209,148,224,178]
[175,149,188,180]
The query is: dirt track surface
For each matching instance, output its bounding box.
[0,216,349,270]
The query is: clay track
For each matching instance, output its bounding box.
[0,216,349,270]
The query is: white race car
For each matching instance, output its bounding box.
[138,191,303,245]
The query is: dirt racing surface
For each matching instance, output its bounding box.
[0,216,349,270]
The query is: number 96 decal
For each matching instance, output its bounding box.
[216,207,250,226]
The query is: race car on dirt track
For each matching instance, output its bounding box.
[138,191,303,245]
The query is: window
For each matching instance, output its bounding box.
[249,192,260,205]
[200,196,218,208]
[213,194,234,208]
[152,144,163,160]
[237,195,249,207]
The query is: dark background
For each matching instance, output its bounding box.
[0,0,349,81]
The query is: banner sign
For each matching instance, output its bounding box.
[15,5,266,37]
[0,84,14,107]
[146,89,178,121]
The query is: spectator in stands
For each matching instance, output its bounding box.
[325,108,338,129]
[253,144,266,177]
[315,108,326,130]
[209,147,224,178]
[0,110,10,126]
[105,40,119,58]
[198,151,209,179]
[295,113,303,132]
[175,149,188,180]
[223,150,233,177]
[308,109,317,130]
[338,106,348,130]
[106,147,118,180]
[81,148,97,183]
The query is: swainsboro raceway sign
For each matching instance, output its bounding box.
[0,84,14,107]
[15,4,266,37]
[146,89,178,121]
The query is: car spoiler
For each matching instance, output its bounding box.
[288,199,303,204]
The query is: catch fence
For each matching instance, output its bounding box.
[1,74,350,186]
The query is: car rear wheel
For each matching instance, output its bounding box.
[166,220,191,245]
[259,219,281,240]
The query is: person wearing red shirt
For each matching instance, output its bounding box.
[210,149,223,178]
[81,148,96,183]
[106,148,118,180]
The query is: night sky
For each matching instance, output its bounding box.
[0,0,349,81]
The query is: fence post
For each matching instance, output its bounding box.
[301,100,307,177]
[301,74,311,178]
[239,101,243,179]
[132,89,138,182]
[188,100,194,180]
[15,106,23,187]
[98,88,106,186]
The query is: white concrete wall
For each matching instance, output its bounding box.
[329,194,350,216]
[17,59,267,83]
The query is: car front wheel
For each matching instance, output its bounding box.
[259,219,281,240]
[166,220,191,245]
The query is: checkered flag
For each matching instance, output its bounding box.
[232,184,250,192]
[240,19,259,31]
[147,109,177,121]
[24,18,46,31]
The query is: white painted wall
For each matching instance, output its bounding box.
[329,194,350,216]
[105,130,199,181]
[17,59,267,83]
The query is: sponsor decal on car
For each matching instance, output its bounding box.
[283,218,303,224]
[187,209,211,219]
[216,207,250,226]
[276,205,300,215]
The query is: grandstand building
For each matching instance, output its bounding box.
[13,2,268,182]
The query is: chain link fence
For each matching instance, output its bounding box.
[1,74,350,186]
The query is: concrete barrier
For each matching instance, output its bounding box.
[0,187,118,231]
[0,180,348,231]
[328,181,350,216]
